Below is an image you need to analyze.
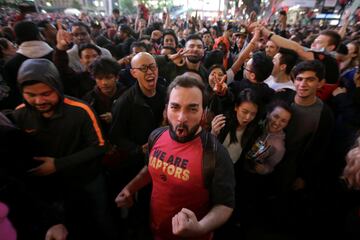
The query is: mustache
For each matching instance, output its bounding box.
[175,124,189,132]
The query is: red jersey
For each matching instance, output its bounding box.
[148,130,211,240]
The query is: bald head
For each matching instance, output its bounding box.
[131,52,155,68]
[130,52,159,97]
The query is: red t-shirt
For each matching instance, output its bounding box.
[148,130,211,240]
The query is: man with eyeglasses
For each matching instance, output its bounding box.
[229,51,275,112]
[272,60,334,235]
[67,22,112,72]
[109,52,166,239]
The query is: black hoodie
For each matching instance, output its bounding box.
[13,58,106,186]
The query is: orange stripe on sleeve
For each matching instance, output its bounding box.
[64,98,105,146]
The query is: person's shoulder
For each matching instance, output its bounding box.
[114,84,137,104]
[63,96,95,113]
[4,54,27,68]
[98,46,111,56]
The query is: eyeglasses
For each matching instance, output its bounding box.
[132,64,157,73]
[244,67,253,73]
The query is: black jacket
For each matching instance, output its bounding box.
[13,59,106,186]
[109,82,166,175]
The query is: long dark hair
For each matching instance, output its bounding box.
[228,88,260,144]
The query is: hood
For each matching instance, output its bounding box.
[17,41,53,58]
[17,58,64,98]
[213,36,230,53]
[213,36,230,69]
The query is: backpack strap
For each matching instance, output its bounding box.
[201,131,217,189]
[148,126,168,152]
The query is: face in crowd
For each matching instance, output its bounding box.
[267,106,291,133]
[80,48,100,71]
[22,82,60,118]
[130,52,158,96]
[208,67,225,89]
[167,84,204,143]
[235,101,258,130]
[294,70,324,100]
[185,38,204,64]
[95,74,117,97]
[71,25,91,45]
[163,34,177,48]
[265,40,279,58]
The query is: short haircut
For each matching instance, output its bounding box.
[90,57,121,78]
[292,60,325,81]
[185,34,204,46]
[78,43,101,57]
[112,8,120,14]
[163,29,179,47]
[14,21,39,44]
[202,31,211,36]
[251,51,274,82]
[72,22,91,34]
[278,48,299,75]
[320,30,341,50]
[167,75,207,109]
[130,41,148,52]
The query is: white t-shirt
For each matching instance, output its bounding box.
[226,68,235,85]
[264,75,296,91]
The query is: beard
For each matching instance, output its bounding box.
[33,103,55,113]
[168,122,201,143]
[186,55,202,64]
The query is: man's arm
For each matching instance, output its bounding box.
[230,27,260,78]
[261,26,314,60]
[55,100,106,171]
[115,166,151,207]
[172,205,232,237]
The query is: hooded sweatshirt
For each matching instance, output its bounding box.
[13,58,106,186]
[3,40,53,109]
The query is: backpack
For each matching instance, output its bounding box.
[148,126,217,189]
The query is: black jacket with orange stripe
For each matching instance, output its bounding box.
[13,59,106,186]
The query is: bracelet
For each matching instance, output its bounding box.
[268,32,274,40]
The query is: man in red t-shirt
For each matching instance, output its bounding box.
[115,76,235,239]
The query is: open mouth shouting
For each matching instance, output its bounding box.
[175,124,189,138]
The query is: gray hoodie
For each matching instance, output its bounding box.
[17,58,64,99]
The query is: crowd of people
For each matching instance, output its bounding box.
[0,4,360,240]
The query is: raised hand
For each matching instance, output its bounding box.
[56,20,72,50]
[168,48,189,66]
[213,74,227,96]
[211,114,226,136]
